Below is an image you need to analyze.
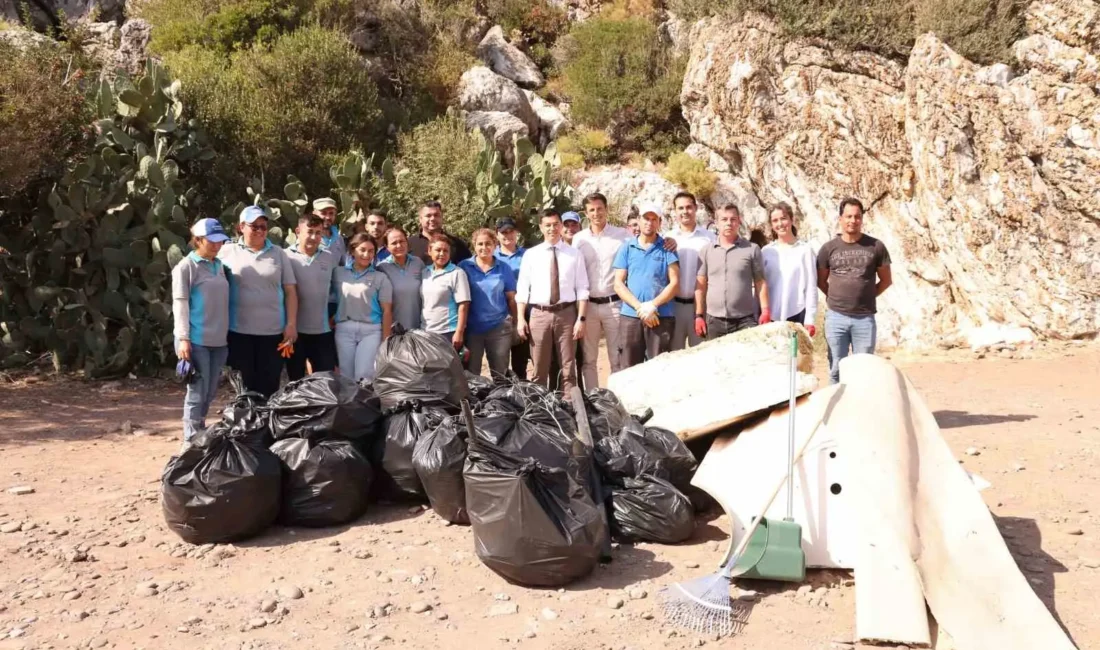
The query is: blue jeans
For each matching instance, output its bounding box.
[824,309,877,384]
[180,343,229,441]
[335,320,383,382]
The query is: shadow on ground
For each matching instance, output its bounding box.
[933,410,1035,430]
[994,513,1077,647]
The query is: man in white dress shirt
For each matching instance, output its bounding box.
[516,210,590,394]
[665,191,716,350]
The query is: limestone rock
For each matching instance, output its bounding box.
[524,90,569,146]
[458,66,539,136]
[679,13,1100,349]
[0,27,55,50]
[1,0,124,30]
[477,25,544,89]
[81,21,119,69]
[464,111,529,165]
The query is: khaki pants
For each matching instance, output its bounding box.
[670,300,703,351]
[530,304,579,393]
[581,299,624,388]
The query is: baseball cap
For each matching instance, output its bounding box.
[313,197,337,211]
[637,203,664,220]
[190,218,230,243]
[562,211,581,224]
[496,217,517,231]
[239,205,269,224]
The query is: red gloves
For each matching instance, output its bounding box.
[806,324,816,337]
[759,309,772,325]
[694,316,707,338]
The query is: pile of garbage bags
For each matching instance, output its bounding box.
[161,328,701,586]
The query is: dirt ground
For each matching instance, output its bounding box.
[0,342,1098,650]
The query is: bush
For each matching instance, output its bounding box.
[556,128,617,169]
[164,26,383,210]
[662,153,718,200]
[138,0,315,55]
[558,16,688,158]
[669,0,1025,64]
[485,0,568,72]
[0,39,91,200]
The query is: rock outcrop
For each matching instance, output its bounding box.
[477,25,545,89]
[458,66,540,137]
[464,111,529,164]
[673,5,1100,348]
[0,0,124,29]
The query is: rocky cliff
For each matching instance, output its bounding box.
[669,0,1100,349]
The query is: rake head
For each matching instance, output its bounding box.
[657,570,749,638]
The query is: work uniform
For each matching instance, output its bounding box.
[697,238,765,339]
[219,240,296,398]
[332,263,393,381]
[613,235,679,368]
[409,232,472,266]
[171,252,230,440]
[495,246,529,379]
[574,225,630,386]
[420,263,472,339]
[665,226,716,351]
[377,255,425,332]
[285,246,338,381]
[459,257,516,378]
[516,241,589,393]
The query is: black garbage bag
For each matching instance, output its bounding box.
[267,372,383,442]
[208,370,272,446]
[161,427,282,544]
[270,437,373,527]
[464,436,605,587]
[412,416,468,524]
[485,381,557,411]
[472,406,579,471]
[608,475,695,544]
[374,326,469,409]
[583,388,630,443]
[372,401,449,501]
[464,371,495,403]
[595,419,697,493]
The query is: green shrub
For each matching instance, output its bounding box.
[485,0,568,72]
[0,39,91,201]
[559,16,687,157]
[662,153,718,200]
[556,128,617,168]
[912,0,1025,64]
[164,25,383,211]
[138,0,315,55]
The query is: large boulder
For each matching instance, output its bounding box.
[111,18,150,75]
[0,27,55,49]
[464,111,529,165]
[524,90,568,147]
[679,12,1100,348]
[458,66,540,136]
[477,25,544,89]
[0,0,124,29]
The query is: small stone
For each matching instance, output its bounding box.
[684,561,700,569]
[628,588,648,600]
[19,521,36,531]
[353,549,372,560]
[607,596,625,609]
[260,599,277,613]
[63,591,82,601]
[1081,558,1100,569]
[494,593,511,601]
[278,585,304,600]
[7,486,34,495]
[8,628,25,639]
[1067,528,1084,536]
[541,608,558,621]
[435,612,449,621]
[184,616,202,625]
[489,602,519,617]
[134,586,158,597]
[90,638,108,648]
[248,617,267,629]
[523,630,537,639]
[370,634,391,643]
[965,447,980,457]
[1012,463,1025,472]
[346,624,360,633]
[735,589,759,602]
[0,522,21,533]
[410,601,432,614]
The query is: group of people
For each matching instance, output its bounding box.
[171,190,892,440]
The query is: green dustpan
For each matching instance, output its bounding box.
[730,332,807,583]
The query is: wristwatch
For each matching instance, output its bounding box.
[579,316,587,322]
[695,314,704,319]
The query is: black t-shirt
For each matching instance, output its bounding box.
[816,234,891,316]
[408,232,473,266]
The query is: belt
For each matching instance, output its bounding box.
[532,301,576,313]
[674,297,694,305]
[708,314,753,323]
[589,295,620,305]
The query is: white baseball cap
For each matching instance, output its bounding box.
[637,203,665,220]
[190,218,230,242]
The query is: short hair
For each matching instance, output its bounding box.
[428,233,451,249]
[581,192,608,209]
[348,232,376,253]
[672,191,697,207]
[297,214,324,229]
[470,228,497,247]
[838,197,864,216]
[540,209,562,222]
[768,202,798,239]
[717,203,741,216]
[384,226,407,245]
[422,200,443,211]
[366,209,387,221]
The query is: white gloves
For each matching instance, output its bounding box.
[637,302,657,319]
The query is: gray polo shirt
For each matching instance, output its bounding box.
[332,265,393,325]
[420,263,471,334]
[286,246,338,335]
[218,240,297,336]
[171,252,229,347]
[697,238,765,319]
[377,255,425,331]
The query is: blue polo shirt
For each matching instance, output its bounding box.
[494,247,526,277]
[458,258,516,335]
[612,235,679,319]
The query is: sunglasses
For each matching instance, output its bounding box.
[246,222,269,231]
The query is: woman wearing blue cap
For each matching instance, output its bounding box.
[172,218,231,441]
[218,206,299,398]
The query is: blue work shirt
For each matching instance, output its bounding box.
[493,247,526,277]
[459,258,517,335]
[612,235,679,319]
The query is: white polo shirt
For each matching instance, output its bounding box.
[573,224,630,299]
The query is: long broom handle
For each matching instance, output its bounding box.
[719,405,826,571]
